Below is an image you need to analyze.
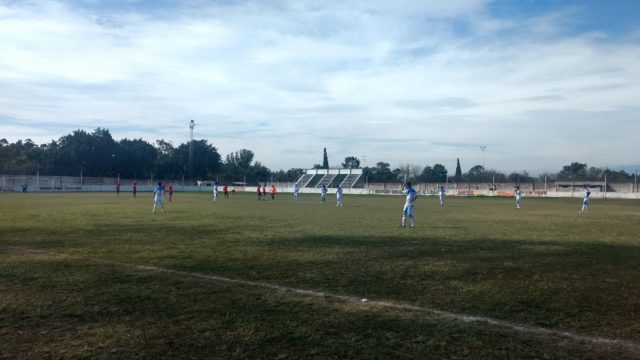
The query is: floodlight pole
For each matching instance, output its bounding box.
[480,146,487,182]
[635,170,638,193]
[189,119,195,184]
[361,155,366,168]
[111,154,117,183]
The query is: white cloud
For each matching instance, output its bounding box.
[0,0,639,173]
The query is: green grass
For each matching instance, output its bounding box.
[1,192,639,359]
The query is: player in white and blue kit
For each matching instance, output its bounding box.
[152,182,165,214]
[293,184,300,201]
[438,186,446,207]
[401,182,417,228]
[336,185,343,207]
[213,182,218,202]
[580,186,591,213]
[320,184,328,203]
[515,186,522,209]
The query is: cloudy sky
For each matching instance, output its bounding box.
[1,0,639,174]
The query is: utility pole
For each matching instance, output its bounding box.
[480,146,487,182]
[361,155,367,168]
[189,119,195,184]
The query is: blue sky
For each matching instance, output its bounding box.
[1,0,639,173]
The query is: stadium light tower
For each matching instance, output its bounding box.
[361,155,366,168]
[189,119,195,183]
[480,146,487,181]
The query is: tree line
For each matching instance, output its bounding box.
[0,129,635,184]
[0,128,302,184]
[360,160,635,184]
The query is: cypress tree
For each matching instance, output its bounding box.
[322,148,329,169]
[455,158,462,183]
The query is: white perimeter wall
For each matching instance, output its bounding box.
[2,175,639,199]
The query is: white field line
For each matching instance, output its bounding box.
[5,246,640,355]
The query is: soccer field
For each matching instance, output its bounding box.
[1,192,639,359]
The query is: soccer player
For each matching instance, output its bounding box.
[580,185,591,213]
[132,182,137,198]
[152,182,165,214]
[293,184,300,201]
[515,185,522,209]
[256,185,262,200]
[336,185,343,207]
[438,186,446,207]
[116,183,120,195]
[223,185,229,199]
[261,184,267,200]
[320,185,328,203]
[168,182,174,202]
[213,182,218,202]
[401,181,417,228]
[270,185,277,200]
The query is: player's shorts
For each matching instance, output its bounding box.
[154,198,164,205]
[583,198,590,205]
[403,204,414,216]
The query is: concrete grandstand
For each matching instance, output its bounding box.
[295,168,364,189]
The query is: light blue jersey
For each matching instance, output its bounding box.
[154,185,164,202]
[404,187,417,205]
[402,186,417,226]
[581,188,591,213]
[583,188,591,204]
[438,186,446,206]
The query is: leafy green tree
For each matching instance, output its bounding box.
[464,165,483,182]
[507,171,533,184]
[0,139,43,174]
[226,149,254,170]
[431,164,448,182]
[172,140,222,180]
[485,169,507,183]
[602,169,632,182]
[248,161,270,183]
[54,128,118,177]
[223,149,273,184]
[369,162,393,182]
[394,164,422,182]
[421,165,434,182]
[155,139,177,179]
[587,167,603,180]
[342,156,360,168]
[558,162,588,180]
[117,138,158,179]
[284,168,304,181]
[224,149,254,181]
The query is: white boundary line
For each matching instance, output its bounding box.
[5,246,640,356]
